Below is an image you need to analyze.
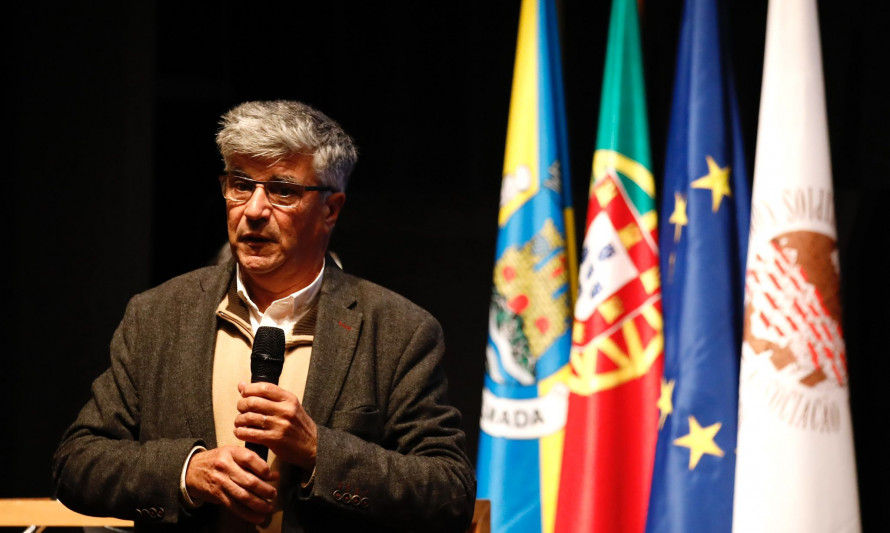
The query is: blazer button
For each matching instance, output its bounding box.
[351,495,361,506]
[148,508,157,518]
[135,509,143,519]
[333,490,342,501]
[157,507,165,518]
[360,497,370,508]
[341,492,352,504]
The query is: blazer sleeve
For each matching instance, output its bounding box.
[299,314,476,533]
[52,294,204,525]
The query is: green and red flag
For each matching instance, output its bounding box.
[555,0,662,531]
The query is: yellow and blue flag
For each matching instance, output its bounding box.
[477,0,576,531]
[646,0,751,531]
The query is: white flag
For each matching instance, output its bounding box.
[733,0,861,532]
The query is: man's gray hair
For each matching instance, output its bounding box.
[216,100,358,191]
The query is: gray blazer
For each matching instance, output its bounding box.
[53,262,475,532]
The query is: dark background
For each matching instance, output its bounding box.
[3,0,887,529]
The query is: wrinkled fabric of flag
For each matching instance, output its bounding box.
[555,0,663,532]
[732,0,860,531]
[476,0,577,532]
[646,0,751,532]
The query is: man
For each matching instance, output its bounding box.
[53,100,476,532]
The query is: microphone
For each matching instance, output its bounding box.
[246,326,286,461]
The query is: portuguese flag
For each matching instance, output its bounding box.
[554,0,663,531]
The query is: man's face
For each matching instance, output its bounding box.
[225,153,346,295]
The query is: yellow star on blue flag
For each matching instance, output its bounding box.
[673,415,725,469]
[690,155,731,212]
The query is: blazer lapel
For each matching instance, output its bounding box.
[183,263,236,448]
[302,265,362,426]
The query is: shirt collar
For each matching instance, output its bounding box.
[235,260,325,335]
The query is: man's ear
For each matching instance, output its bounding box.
[323,192,346,230]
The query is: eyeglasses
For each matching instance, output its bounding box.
[219,174,337,208]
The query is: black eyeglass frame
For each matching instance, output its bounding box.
[218,174,338,208]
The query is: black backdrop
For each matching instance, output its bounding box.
[3,1,887,529]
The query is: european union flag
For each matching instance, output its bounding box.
[646,0,751,531]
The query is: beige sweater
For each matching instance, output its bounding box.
[212,285,317,532]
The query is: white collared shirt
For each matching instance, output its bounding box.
[235,260,325,335]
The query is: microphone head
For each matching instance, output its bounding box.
[251,326,286,383]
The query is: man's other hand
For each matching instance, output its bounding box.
[235,382,318,471]
[184,446,279,524]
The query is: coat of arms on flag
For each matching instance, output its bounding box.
[744,231,846,396]
[570,168,661,397]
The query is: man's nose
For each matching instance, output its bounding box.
[244,185,273,218]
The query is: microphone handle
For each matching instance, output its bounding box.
[246,441,268,461]
[246,374,279,462]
